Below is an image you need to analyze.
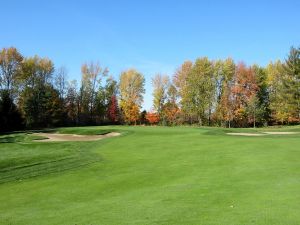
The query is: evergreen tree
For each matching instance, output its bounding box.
[284,46,300,121]
[253,65,270,126]
[0,90,23,132]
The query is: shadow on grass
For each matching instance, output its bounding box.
[0,136,19,143]
[0,133,48,143]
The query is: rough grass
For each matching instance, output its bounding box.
[0,125,300,225]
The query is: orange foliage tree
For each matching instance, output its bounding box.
[146,112,160,125]
[231,62,258,127]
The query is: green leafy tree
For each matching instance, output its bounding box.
[246,94,264,128]
[284,46,300,121]
[65,80,79,125]
[252,65,270,126]
[21,86,63,128]
[18,56,63,128]
[267,61,292,124]
[186,57,214,125]
[80,62,108,123]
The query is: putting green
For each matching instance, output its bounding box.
[0,126,300,225]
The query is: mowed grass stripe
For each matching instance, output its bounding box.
[0,135,105,184]
[0,153,101,184]
[0,125,300,225]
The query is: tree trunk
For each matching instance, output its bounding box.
[253,108,256,128]
[208,103,212,126]
[298,99,300,122]
[198,115,202,126]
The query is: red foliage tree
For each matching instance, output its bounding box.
[231,62,258,127]
[146,112,160,125]
[107,95,119,123]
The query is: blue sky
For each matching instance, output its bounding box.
[1,0,299,110]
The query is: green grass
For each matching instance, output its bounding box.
[55,126,119,135]
[0,125,300,225]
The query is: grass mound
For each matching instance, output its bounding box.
[55,127,118,135]
[0,133,102,184]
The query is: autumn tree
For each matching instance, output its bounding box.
[231,63,258,127]
[214,58,235,127]
[146,112,160,125]
[107,95,119,123]
[119,69,145,124]
[0,47,23,97]
[105,76,119,122]
[162,84,180,125]
[2,45,300,129]
[124,100,140,124]
[19,56,54,89]
[173,61,193,123]
[152,73,169,123]
[266,60,293,124]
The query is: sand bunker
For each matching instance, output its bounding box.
[227,133,266,136]
[263,132,299,135]
[227,131,299,136]
[32,132,121,142]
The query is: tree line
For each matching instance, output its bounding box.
[0,48,122,131]
[0,46,299,131]
[151,47,300,127]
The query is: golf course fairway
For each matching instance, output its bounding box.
[0,126,300,225]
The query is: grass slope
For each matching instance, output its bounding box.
[0,126,300,225]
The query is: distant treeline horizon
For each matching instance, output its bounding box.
[0,45,299,132]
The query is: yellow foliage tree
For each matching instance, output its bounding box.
[119,69,145,124]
